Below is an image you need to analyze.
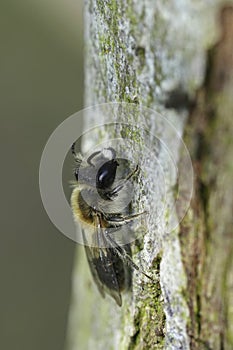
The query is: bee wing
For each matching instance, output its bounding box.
[82,220,123,307]
[82,228,106,299]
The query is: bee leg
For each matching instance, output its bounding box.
[71,142,76,156]
[107,164,139,198]
[105,211,147,225]
[124,164,139,181]
[105,234,153,281]
[71,142,83,164]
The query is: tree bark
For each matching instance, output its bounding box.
[180,6,233,349]
[66,2,233,349]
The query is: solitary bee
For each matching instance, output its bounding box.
[70,143,151,306]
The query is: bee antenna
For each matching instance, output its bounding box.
[106,147,116,159]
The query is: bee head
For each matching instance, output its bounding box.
[72,144,118,191]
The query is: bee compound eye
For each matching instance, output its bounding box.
[96,159,119,189]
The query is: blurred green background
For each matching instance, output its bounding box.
[0,1,83,349]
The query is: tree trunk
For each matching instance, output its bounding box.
[180,6,233,349]
[66,2,233,349]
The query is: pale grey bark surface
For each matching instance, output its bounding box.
[66,1,232,350]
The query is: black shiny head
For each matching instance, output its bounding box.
[96,159,119,190]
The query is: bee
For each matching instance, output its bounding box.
[70,143,151,306]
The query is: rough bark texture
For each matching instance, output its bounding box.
[180,5,233,349]
[66,2,233,350]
